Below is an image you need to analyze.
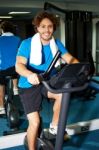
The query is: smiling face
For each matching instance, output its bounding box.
[37,18,54,45]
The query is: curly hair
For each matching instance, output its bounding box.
[32,11,59,32]
[0,21,16,34]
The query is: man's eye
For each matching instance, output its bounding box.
[41,25,45,28]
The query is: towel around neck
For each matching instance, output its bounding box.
[30,33,60,67]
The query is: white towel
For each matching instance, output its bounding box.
[1,32,14,36]
[30,33,60,67]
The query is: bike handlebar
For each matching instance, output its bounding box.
[42,80,89,94]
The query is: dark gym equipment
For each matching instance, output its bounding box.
[0,69,22,135]
[24,134,54,150]
[42,65,90,150]
[24,51,91,150]
[3,75,20,135]
[0,67,27,136]
[88,50,99,95]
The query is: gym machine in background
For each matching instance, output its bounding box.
[4,75,20,135]
[0,70,25,136]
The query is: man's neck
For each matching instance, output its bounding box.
[41,38,50,45]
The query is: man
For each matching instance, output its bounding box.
[16,11,79,150]
[0,21,21,114]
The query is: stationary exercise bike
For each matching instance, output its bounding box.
[24,51,91,150]
[1,70,20,135]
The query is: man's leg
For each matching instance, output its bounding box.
[48,92,62,127]
[0,85,5,114]
[12,78,19,95]
[27,112,40,150]
[0,85,5,106]
[19,85,42,150]
[47,92,70,140]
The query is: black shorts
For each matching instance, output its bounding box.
[19,85,48,114]
[0,67,18,85]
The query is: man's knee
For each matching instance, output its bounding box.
[27,112,40,130]
[48,92,62,100]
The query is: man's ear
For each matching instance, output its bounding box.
[36,27,39,32]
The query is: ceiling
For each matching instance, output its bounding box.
[0,0,99,21]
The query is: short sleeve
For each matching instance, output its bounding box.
[17,38,31,59]
[55,39,68,55]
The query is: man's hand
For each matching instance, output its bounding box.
[27,73,40,85]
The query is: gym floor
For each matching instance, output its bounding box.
[0,90,99,149]
[2,129,99,150]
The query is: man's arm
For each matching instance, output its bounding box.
[15,56,40,85]
[15,56,32,78]
[62,53,79,64]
